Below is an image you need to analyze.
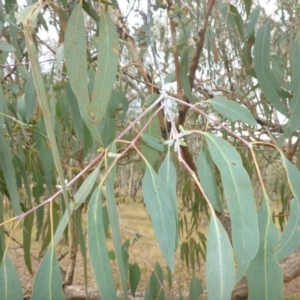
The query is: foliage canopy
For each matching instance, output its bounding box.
[0,0,300,299]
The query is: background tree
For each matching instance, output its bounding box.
[0,0,300,299]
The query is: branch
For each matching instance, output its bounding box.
[188,0,216,89]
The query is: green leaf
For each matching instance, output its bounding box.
[204,133,259,281]
[0,253,23,300]
[206,214,235,300]
[243,0,252,18]
[23,214,34,274]
[218,3,244,39]
[0,133,22,215]
[254,20,288,116]
[74,209,88,294]
[144,93,160,108]
[141,134,165,152]
[87,185,117,300]
[158,152,178,249]
[179,46,194,103]
[145,262,164,300]
[0,194,4,265]
[282,34,300,136]
[0,42,15,52]
[24,73,37,122]
[245,6,260,39]
[142,164,176,271]
[90,11,119,123]
[247,198,283,300]
[207,97,257,125]
[197,146,223,212]
[229,4,244,39]
[189,276,203,300]
[31,247,65,300]
[277,156,300,260]
[39,203,60,257]
[105,143,128,299]
[74,164,100,209]
[141,110,160,169]
[129,263,141,298]
[64,4,99,141]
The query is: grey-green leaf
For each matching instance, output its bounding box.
[206,214,235,300]
[0,133,22,215]
[64,4,99,141]
[282,34,300,136]
[277,155,300,260]
[158,152,178,249]
[87,185,117,300]
[245,6,260,39]
[141,134,165,152]
[207,97,257,125]
[204,133,259,281]
[0,42,15,52]
[247,198,283,300]
[90,11,119,123]
[129,263,141,298]
[142,164,176,270]
[197,146,223,212]
[0,254,23,300]
[189,276,203,300]
[254,20,288,116]
[74,164,100,209]
[31,247,65,300]
[105,143,128,298]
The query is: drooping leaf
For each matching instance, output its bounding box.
[197,146,223,212]
[229,4,244,39]
[189,276,203,300]
[207,97,257,126]
[179,46,194,103]
[0,193,4,265]
[0,133,22,215]
[245,6,260,39]
[145,262,164,300]
[206,214,235,300]
[218,3,244,39]
[23,214,34,274]
[247,198,283,300]
[254,20,288,116]
[204,133,259,281]
[158,152,178,249]
[0,42,15,52]
[142,164,176,270]
[64,4,99,141]
[39,202,60,257]
[243,0,252,18]
[34,120,54,192]
[65,83,83,141]
[74,164,100,209]
[141,110,160,169]
[90,11,119,123]
[129,263,141,298]
[0,253,23,300]
[277,155,300,260]
[141,134,165,152]
[105,143,128,299]
[31,247,65,300]
[282,34,300,136]
[87,185,117,300]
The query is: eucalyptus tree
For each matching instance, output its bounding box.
[0,0,299,299]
